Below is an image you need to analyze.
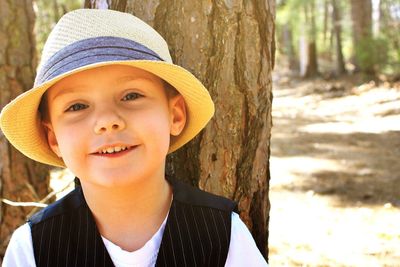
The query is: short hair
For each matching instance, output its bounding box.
[39,92,49,122]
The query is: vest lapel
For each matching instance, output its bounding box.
[30,188,115,267]
[156,178,232,267]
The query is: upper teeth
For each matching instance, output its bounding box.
[100,146,129,154]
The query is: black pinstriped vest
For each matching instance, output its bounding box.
[28,176,238,267]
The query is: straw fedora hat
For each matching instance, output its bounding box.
[0,8,214,167]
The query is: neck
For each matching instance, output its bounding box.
[81,170,173,251]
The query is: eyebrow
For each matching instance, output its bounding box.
[116,75,142,83]
[50,88,83,102]
[115,75,159,86]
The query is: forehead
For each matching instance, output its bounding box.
[46,64,164,99]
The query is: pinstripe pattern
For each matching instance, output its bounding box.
[167,219,177,266]
[155,176,237,267]
[55,215,63,266]
[29,177,237,267]
[156,201,232,267]
[211,208,222,266]
[85,207,89,267]
[37,220,45,265]
[74,208,81,266]
[182,205,197,267]
[46,219,54,266]
[173,202,187,266]
[218,210,229,242]
[65,213,72,266]
[190,205,205,262]
[93,208,97,267]
[200,207,213,266]
[29,187,114,267]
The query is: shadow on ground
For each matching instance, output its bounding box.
[269,71,400,267]
[272,117,400,207]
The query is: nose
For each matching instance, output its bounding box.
[94,109,126,134]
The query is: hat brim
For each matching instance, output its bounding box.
[0,60,214,167]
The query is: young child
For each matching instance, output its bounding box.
[1,9,268,267]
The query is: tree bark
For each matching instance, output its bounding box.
[379,0,400,62]
[331,0,346,75]
[303,0,318,77]
[350,0,374,75]
[52,0,61,22]
[282,25,298,71]
[0,0,50,261]
[86,0,274,260]
[323,0,329,45]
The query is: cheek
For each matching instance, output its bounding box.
[138,109,171,149]
[53,123,88,158]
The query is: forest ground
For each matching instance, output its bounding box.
[268,69,400,266]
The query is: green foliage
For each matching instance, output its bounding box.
[355,36,389,74]
[276,0,399,76]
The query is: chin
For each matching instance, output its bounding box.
[98,172,146,187]
[75,167,147,189]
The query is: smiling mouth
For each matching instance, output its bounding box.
[92,145,138,156]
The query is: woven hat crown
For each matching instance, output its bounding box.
[35,9,172,87]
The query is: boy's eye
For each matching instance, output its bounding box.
[65,103,88,112]
[122,92,143,101]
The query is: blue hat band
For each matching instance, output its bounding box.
[35,36,164,86]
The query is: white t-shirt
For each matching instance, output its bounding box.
[3,212,268,267]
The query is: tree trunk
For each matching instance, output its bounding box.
[0,0,50,261]
[282,24,298,71]
[350,0,374,75]
[52,0,61,22]
[379,0,400,64]
[323,0,329,45]
[86,0,274,260]
[303,0,318,77]
[331,0,346,75]
[304,41,318,77]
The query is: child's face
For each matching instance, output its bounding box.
[43,65,186,187]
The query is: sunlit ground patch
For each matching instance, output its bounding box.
[270,77,400,266]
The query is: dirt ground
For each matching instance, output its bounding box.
[268,71,400,266]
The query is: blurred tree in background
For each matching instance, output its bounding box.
[303,0,319,77]
[34,0,82,57]
[276,0,400,78]
[377,0,400,74]
[331,0,346,75]
[350,0,374,74]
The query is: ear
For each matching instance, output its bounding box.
[42,121,62,158]
[169,94,187,136]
